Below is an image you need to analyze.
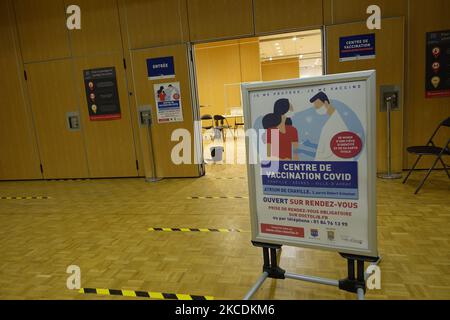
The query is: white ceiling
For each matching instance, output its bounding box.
[259,29,323,62]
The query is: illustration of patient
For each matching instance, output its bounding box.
[262,99,299,161]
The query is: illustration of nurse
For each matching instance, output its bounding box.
[310,92,348,161]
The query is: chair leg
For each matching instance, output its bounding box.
[415,156,440,194]
[403,155,422,184]
[229,128,235,140]
[438,157,450,179]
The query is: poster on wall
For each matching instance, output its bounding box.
[84,67,121,121]
[147,56,175,80]
[426,30,450,98]
[242,71,378,257]
[153,82,184,124]
[339,34,376,62]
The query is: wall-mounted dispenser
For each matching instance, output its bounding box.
[66,112,80,131]
[380,85,401,112]
[139,108,152,127]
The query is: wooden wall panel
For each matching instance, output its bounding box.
[323,0,408,25]
[195,41,242,116]
[253,0,323,34]
[14,0,70,62]
[405,0,450,169]
[121,0,189,49]
[326,18,405,173]
[73,54,139,178]
[65,0,123,57]
[195,38,262,116]
[193,48,212,113]
[117,0,145,177]
[239,39,262,82]
[25,60,89,179]
[188,0,254,42]
[7,0,448,181]
[131,44,201,178]
[261,58,300,81]
[0,0,42,180]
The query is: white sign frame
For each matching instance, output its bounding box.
[242,70,378,258]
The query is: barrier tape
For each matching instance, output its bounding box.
[49,179,90,182]
[79,288,214,300]
[0,196,51,200]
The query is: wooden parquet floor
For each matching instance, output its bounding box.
[0,165,449,300]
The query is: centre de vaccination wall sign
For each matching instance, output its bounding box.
[242,71,378,257]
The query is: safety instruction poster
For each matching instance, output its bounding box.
[84,67,121,121]
[153,82,184,124]
[426,30,450,98]
[242,72,377,257]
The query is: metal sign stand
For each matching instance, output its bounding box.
[240,72,380,301]
[244,242,379,301]
[141,110,162,183]
[378,96,402,179]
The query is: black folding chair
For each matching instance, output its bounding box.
[234,116,245,138]
[213,115,234,142]
[403,116,450,194]
[201,114,214,140]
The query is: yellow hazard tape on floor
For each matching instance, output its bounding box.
[79,288,214,300]
[0,196,51,200]
[49,179,90,182]
[148,227,247,233]
[187,196,249,200]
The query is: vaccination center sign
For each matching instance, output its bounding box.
[339,34,376,62]
[242,71,378,257]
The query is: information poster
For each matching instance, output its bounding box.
[147,56,175,80]
[426,30,450,98]
[339,34,376,62]
[242,72,377,257]
[84,67,121,121]
[153,82,184,123]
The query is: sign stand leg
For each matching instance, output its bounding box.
[145,123,162,183]
[244,242,379,300]
[243,272,269,301]
[244,243,285,301]
[338,253,376,300]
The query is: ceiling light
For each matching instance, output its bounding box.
[269,57,273,61]
[275,43,279,46]
[293,36,297,41]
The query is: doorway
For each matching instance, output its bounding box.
[193,29,324,175]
